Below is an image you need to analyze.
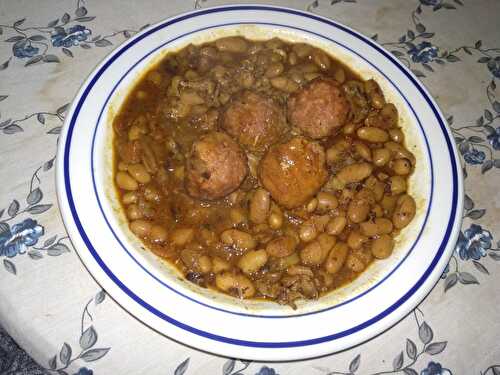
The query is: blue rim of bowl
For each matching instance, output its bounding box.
[62,5,459,348]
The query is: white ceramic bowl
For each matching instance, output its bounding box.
[56,5,463,361]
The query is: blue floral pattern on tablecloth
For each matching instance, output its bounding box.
[420,361,452,375]
[13,44,39,59]
[0,219,43,258]
[255,366,279,375]
[488,60,500,79]
[51,25,91,48]
[456,224,492,261]
[487,127,500,149]
[408,41,439,63]
[73,367,93,375]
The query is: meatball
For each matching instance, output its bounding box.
[185,132,248,200]
[287,78,349,139]
[221,90,287,152]
[258,137,328,209]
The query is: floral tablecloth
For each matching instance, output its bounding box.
[1,1,499,374]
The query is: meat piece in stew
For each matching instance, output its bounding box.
[185,131,248,200]
[259,136,327,209]
[287,78,349,139]
[222,90,287,152]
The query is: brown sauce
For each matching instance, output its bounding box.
[112,36,417,308]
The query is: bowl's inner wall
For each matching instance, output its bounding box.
[100,24,430,315]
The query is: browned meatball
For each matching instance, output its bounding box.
[258,137,328,209]
[221,90,287,152]
[185,132,248,200]
[287,78,349,139]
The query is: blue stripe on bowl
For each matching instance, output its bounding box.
[63,5,459,348]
